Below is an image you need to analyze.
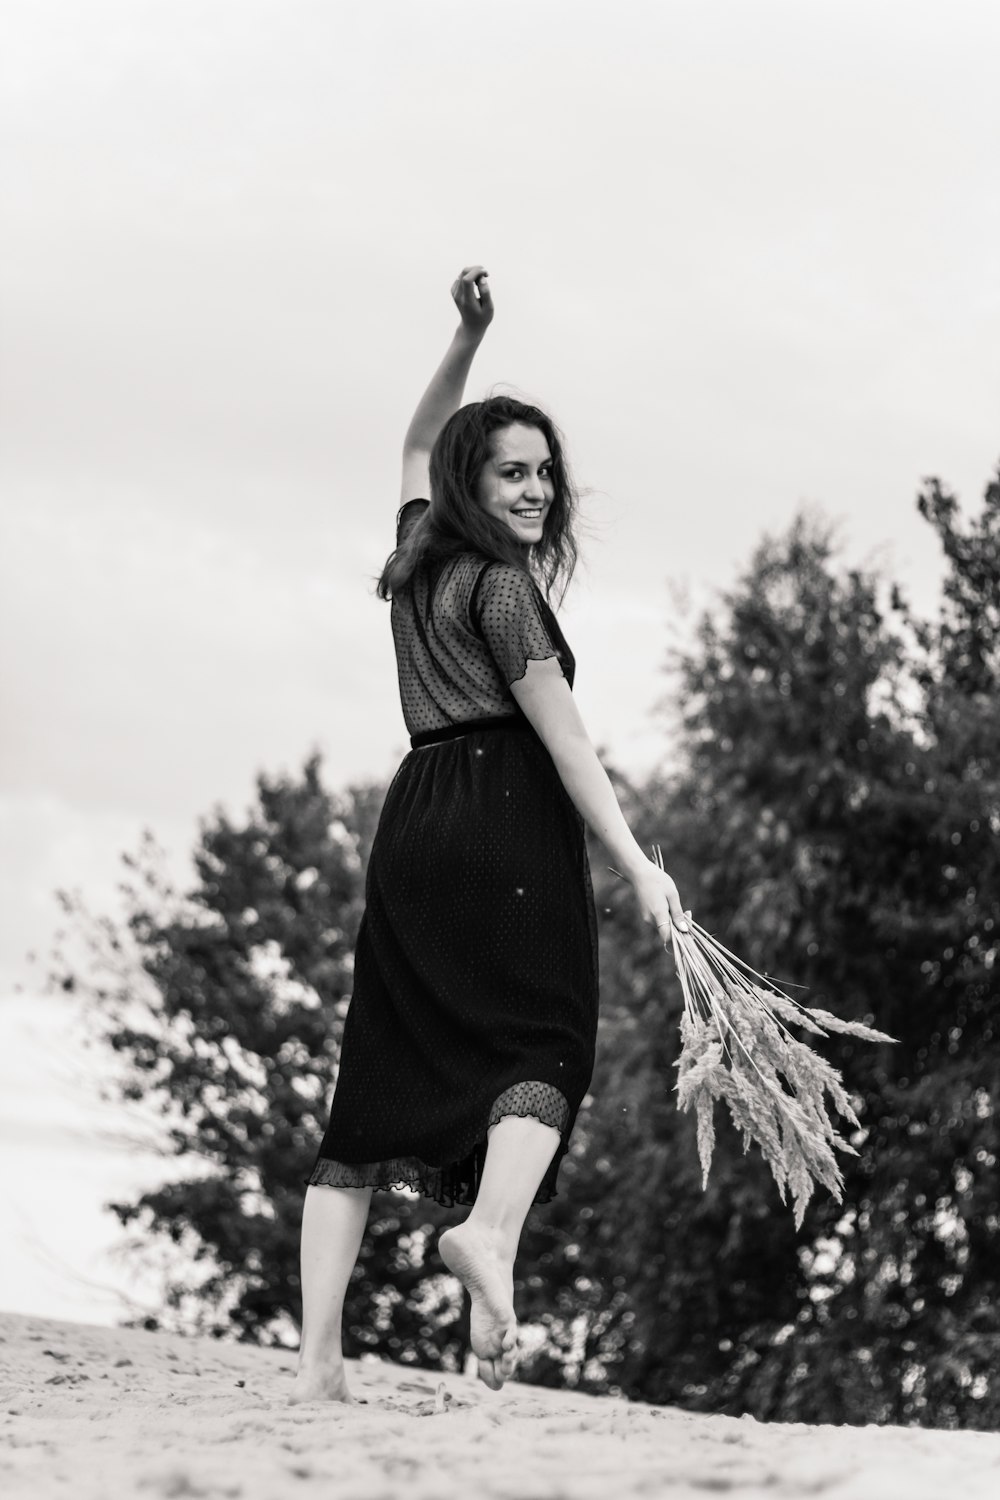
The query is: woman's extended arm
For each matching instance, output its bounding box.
[511,658,690,942]
[400,265,494,504]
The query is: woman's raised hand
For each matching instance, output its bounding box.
[629,856,690,948]
[451,264,494,335]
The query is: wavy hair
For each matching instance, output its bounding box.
[377,395,579,606]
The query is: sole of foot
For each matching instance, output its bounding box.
[439,1222,520,1388]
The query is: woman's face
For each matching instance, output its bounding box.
[476,423,555,545]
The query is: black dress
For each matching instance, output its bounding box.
[306,499,599,1206]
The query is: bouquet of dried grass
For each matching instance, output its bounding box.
[653,848,896,1227]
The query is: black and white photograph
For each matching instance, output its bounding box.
[2,1,999,1495]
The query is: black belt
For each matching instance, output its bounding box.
[409,715,532,750]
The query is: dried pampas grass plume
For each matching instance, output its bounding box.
[652,846,896,1229]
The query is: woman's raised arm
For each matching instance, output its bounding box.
[400,266,494,505]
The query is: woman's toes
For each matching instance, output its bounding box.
[497,1326,520,1380]
[474,1326,518,1388]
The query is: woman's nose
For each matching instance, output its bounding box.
[522,472,546,500]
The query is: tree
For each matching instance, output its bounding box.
[51,756,467,1366]
[513,511,911,1414]
[547,478,1000,1427]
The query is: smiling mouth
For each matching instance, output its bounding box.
[512,508,543,519]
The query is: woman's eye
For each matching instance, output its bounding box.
[502,467,552,479]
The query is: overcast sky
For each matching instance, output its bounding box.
[1,0,998,1317]
[4,0,1000,980]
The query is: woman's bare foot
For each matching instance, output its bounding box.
[438,1221,519,1389]
[287,1364,354,1406]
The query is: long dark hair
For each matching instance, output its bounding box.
[377,395,580,606]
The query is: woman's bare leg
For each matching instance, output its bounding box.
[289,1182,373,1405]
[438,1115,560,1390]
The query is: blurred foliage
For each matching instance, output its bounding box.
[543,469,1000,1428]
[51,464,999,1424]
[53,764,465,1366]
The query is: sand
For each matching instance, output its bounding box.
[2,1311,999,1499]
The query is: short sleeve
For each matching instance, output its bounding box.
[396,497,429,546]
[474,563,565,688]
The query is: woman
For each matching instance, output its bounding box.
[291,266,689,1404]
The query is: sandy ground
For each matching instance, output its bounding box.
[2,1311,1000,1500]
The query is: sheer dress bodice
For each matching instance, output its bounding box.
[390,499,575,738]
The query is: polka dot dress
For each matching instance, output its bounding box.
[306,500,599,1206]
